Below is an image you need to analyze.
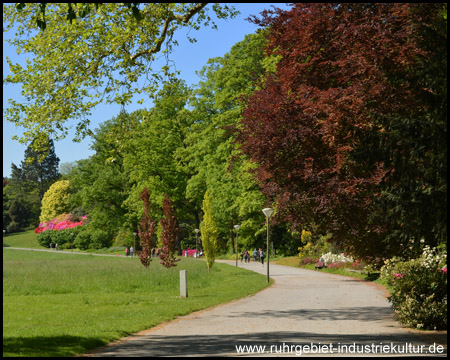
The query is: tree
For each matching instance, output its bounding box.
[200,190,219,271]
[159,194,180,268]
[40,180,72,223]
[138,187,157,268]
[20,137,60,200]
[238,3,447,261]
[3,3,239,156]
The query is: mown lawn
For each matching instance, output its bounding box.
[3,249,271,357]
[3,229,45,249]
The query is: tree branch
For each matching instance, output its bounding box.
[130,3,208,62]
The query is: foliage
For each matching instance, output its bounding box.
[37,226,83,248]
[4,138,60,230]
[35,213,86,233]
[159,195,180,268]
[238,3,447,261]
[138,187,157,268]
[39,180,73,223]
[3,3,238,155]
[200,190,219,271]
[380,246,447,330]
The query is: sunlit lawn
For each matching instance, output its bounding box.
[3,249,271,357]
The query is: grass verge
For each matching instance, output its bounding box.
[3,249,271,357]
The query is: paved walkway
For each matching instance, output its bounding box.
[84,260,447,357]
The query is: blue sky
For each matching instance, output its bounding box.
[3,3,291,178]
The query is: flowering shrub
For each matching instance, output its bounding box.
[380,246,447,330]
[36,214,88,249]
[326,261,347,269]
[182,249,199,257]
[320,252,353,265]
[35,213,87,234]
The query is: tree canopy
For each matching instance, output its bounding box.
[238,3,447,260]
[3,3,238,156]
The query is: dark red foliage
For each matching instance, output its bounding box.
[159,194,180,268]
[238,4,442,258]
[138,187,156,268]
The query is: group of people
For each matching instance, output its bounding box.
[240,248,266,265]
[125,247,133,256]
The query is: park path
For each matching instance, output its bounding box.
[83,259,447,357]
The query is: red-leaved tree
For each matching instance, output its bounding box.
[159,194,180,268]
[238,3,446,261]
[138,187,156,268]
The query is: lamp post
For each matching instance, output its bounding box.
[3,230,5,247]
[133,232,137,257]
[234,224,240,267]
[71,232,74,252]
[262,208,274,283]
[194,229,200,258]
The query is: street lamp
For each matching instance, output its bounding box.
[262,207,274,283]
[71,232,74,252]
[194,229,200,258]
[234,224,241,267]
[3,230,5,247]
[133,232,137,257]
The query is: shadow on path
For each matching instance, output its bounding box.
[88,331,447,357]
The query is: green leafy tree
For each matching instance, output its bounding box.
[200,190,219,271]
[40,180,72,223]
[138,187,157,268]
[4,3,238,156]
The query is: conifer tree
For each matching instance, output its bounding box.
[200,190,219,271]
[159,194,180,268]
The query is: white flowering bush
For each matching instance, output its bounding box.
[320,252,353,265]
[380,246,447,330]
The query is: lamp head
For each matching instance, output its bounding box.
[234,224,241,231]
[194,229,200,234]
[262,207,274,218]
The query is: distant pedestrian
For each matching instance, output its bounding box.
[55,243,58,251]
[50,242,53,250]
[253,248,258,262]
[244,249,249,263]
[130,246,133,257]
[240,251,244,263]
[260,249,265,266]
[125,247,129,257]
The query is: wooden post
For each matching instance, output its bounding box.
[180,270,188,298]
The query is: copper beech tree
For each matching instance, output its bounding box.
[238,3,447,261]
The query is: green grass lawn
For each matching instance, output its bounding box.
[3,249,271,357]
[3,229,45,249]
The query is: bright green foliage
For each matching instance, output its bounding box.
[200,190,219,271]
[39,180,72,223]
[3,3,238,155]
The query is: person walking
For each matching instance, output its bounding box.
[253,248,257,262]
[125,247,129,257]
[130,246,134,257]
[240,251,244,263]
[260,248,265,266]
[244,249,249,263]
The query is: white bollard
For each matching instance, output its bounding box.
[180,270,188,298]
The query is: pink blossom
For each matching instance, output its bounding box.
[442,267,447,274]
[394,273,404,279]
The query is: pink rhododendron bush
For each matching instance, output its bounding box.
[380,246,447,330]
[182,249,199,257]
[35,214,87,249]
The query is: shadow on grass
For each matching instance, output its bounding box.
[3,335,108,357]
